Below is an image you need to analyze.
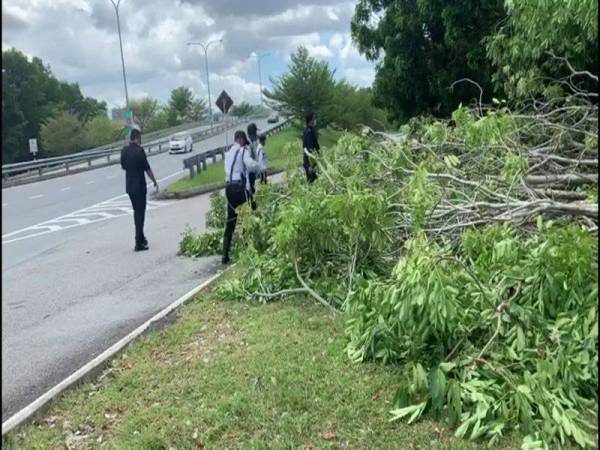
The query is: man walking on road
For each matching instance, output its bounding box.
[120,127,158,251]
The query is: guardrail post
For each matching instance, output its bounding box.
[65,162,70,174]
[88,158,92,168]
[189,165,195,179]
[211,154,217,163]
[201,158,207,170]
[106,154,111,163]
[38,167,43,177]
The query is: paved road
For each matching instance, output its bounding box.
[1,118,274,420]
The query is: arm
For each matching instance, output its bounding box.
[141,150,158,190]
[242,147,260,173]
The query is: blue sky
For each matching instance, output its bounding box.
[2,0,377,110]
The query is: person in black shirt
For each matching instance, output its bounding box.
[302,112,320,183]
[120,127,158,251]
[246,123,259,209]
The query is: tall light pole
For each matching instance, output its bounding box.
[187,39,223,128]
[249,52,270,106]
[109,0,129,111]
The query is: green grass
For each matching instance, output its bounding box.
[166,126,342,194]
[3,270,521,450]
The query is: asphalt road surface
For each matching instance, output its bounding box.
[1,118,276,420]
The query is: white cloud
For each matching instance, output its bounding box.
[2,0,377,108]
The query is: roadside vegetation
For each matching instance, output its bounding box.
[2,273,522,450]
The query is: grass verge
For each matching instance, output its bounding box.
[166,125,342,194]
[3,269,520,450]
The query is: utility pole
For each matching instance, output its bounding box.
[109,0,129,110]
[249,52,270,106]
[187,39,223,129]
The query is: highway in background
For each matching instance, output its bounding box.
[1,117,275,420]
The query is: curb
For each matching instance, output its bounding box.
[157,168,287,200]
[1,267,231,436]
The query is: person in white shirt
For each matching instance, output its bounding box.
[257,134,268,184]
[222,130,259,264]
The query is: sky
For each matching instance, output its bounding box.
[2,0,376,112]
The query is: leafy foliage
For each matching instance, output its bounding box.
[264,47,387,130]
[486,0,598,99]
[129,97,159,131]
[351,0,505,123]
[84,114,123,148]
[230,102,256,117]
[40,111,87,156]
[186,97,597,448]
[2,48,107,162]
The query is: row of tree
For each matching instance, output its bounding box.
[2,48,107,163]
[350,0,598,123]
[264,47,388,131]
[2,49,221,161]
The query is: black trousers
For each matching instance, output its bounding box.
[304,164,317,183]
[223,183,247,259]
[260,171,267,184]
[248,172,256,194]
[128,192,147,244]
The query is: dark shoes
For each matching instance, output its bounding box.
[221,255,231,265]
[135,239,149,251]
[251,200,257,211]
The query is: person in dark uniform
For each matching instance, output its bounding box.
[120,127,158,251]
[302,112,320,183]
[222,130,259,264]
[246,123,259,208]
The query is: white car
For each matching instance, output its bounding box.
[169,132,193,154]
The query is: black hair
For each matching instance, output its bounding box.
[259,134,266,144]
[130,128,141,141]
[234,130,248,144]
[305,112,315,125]
[247,123,258,140]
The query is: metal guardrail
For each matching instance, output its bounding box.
[182,118,292,179]
[1,116,265,181]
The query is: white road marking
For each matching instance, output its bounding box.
[29,195,44,200]
[60,187,72,191]
[85,181,95,185]
[2,169,185,245]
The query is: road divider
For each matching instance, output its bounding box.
[1,115,268,188]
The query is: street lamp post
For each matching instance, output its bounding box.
[109,0,129,110]
[249,52,270,106]
[187,39,223,129]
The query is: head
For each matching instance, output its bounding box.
[259,134,266,145]
[130,127,142,145]
[305,112,316,127]
[247,123,258,140]
[234,130,248,146]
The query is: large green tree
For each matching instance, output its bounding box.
[130,97,159,131]
[2,48,107,163]
[230,101,255,117]
[40,111,87,156]
[486,0,598,99]
[84,114,122,148]
[167,86,194,125]
[351,0,505,123]
[186,99,208,122]
[263,47,338,125]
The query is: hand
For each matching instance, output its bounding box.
[153,181,159,192]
